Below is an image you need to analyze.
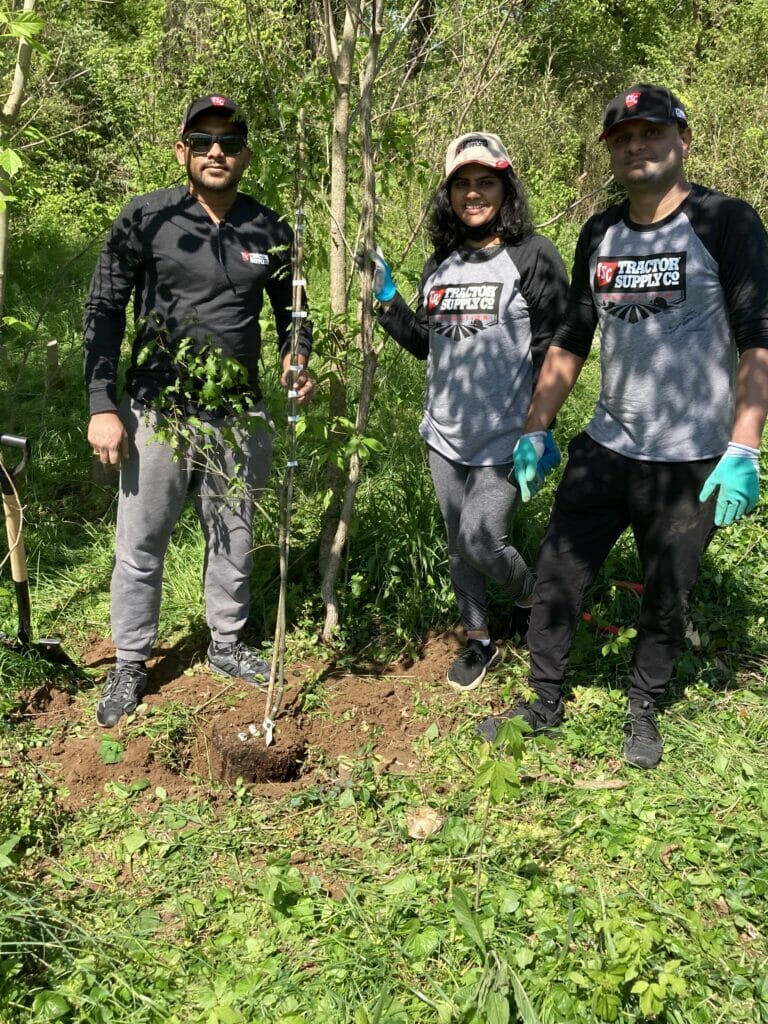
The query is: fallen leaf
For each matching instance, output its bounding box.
[406,806,444,840]
[712,896,730,917]
[660,843,682,871]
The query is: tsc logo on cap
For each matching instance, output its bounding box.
[625,91,641,108]
[210,95,226,106]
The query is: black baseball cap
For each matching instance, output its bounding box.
[600,84,687,141]
[180,95,248,139]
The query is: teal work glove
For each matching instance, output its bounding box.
[699,443,760,526]
[538,430,562,477]
[511,430,561,502]
[367,246,397,303]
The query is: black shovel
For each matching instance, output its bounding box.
[0,433,77,668]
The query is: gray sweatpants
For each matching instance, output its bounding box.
[112,397,273,662]
[428,446,534,632]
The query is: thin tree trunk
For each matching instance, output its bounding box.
[318,0,364,579]
[321,0,384,639]
[0,0,37,322]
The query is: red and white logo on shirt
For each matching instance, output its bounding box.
[596,261,618,287]
[241,251,270,266]
[594,251,687,323]
[427,288,446,311]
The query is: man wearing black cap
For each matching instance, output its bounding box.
[478,84,768,767]
[84,94,313,728]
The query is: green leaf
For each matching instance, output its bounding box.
[592,989,620,1022]
[382,872,417,896]
[338,786,355,808]
[213,1008,243,1024]
[0,316,32,331]
[30,991,70,1020]
[514,946,535,968]
[404,925,441,959]
[476,759,520,804]
[510,971,543,1024]
[639,986,659,1017]
[121,829,148,856]
[2,10,45,39]
[452,888,486,956]
[132,909,161,934]
[0,148,24,177]
[99,737,125,764]
[491,717,529,758]
[484,991,510,1024]
[0,833,21,869]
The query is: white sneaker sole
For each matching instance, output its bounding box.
[446,646,501,693]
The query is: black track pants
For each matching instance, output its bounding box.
[528,433,718,705]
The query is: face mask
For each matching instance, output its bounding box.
[461,219,501,242]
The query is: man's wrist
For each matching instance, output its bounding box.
[725,441,760,464]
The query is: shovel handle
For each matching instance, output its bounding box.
[0,435,30,584]
[0,434,31,489]
[2,490,28,583]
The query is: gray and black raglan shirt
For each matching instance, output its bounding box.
[84,185,312,415]
[554,184,768,461]
[378,236,568,465]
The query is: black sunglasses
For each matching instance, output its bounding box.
[184,132,246,156]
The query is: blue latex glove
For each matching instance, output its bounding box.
[511,430,560,502]
[367,246,397,302]
[699,444,760,526]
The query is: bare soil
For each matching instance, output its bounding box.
[10,627,504,810]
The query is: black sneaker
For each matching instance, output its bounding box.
[476,696,564,742]
[96,661,147,728]
[623,699,663,768]
[207,640,270,690]
[447,640,500,692]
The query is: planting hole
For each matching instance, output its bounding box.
[209,715,307,783]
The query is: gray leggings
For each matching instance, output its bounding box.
[427,446,534,631]
[111,397,273,662]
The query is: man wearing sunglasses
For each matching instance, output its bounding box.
[84,94,314,728]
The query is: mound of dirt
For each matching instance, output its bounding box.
[17,629,490,809]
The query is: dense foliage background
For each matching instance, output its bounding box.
[1,2,767,1022]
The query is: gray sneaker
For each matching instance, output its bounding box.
[96,662,147,728]
[207,640,270,690]
[623,699,663,768]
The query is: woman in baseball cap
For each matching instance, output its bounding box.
[367,132,569,692]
